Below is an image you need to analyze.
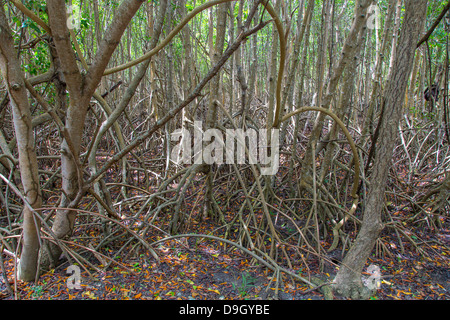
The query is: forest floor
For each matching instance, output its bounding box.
[1,153,449,301]
[1,203,449,300]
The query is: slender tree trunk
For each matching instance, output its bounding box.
[280,0,313,146]
[203,3,227,220]
[319,25,366,182]
[315,0,332,111]
[299,0,372,191]
[42,0,147,268]
[267,0,281,132]
[333,0,428,299]
[288,0,314,196]
[180,0,195,106]
[232,0,244,116]
[0,6,42,282]
[385,0,403,89]
[362,0,396,139]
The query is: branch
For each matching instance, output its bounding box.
[103,0,284,76]
[101,80,123,98]
[91,0,168,145]
[151,233,316,287]
[9,0,52,35]
[84,0,146,98]
[46,0,82,97]
[417,1,450,48]
[281,106,361,199]
[86,20,270,187]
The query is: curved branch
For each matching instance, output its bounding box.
[417,1,450,48]
[103,0,287,135]
[103,0,285,78]
[281,106,361,199]
[86,19,271,187]
[151,233,316,287]
[281,106,361,252]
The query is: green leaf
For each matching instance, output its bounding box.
[28,21,41,34]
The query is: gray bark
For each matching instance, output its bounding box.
[333,0,428,299]
[0,6,42,281]
[41,0,147,268]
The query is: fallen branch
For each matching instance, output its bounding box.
[151,233,317,288]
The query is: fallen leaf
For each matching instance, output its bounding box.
[83,291,96,299]
[208,288,220,294]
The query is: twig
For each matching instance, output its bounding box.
[417,1,450,48]
[151,233,317,288]
[298,281,332,295]
[0,244,14,296]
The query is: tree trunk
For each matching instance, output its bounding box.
[203,3,227,220]
[362,0,396,139]
[41,0,147,268]
[0,6,42,282]
[280,0,314,146]
[299,0,372,191]
[267,0,281,132]
[333,0,428,299]
[319,25,366,182]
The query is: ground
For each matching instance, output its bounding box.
[1,149,449,300]
[1,212,449,300]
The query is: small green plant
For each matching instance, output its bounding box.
[31,285,44,298]
[232,272,257,297]
[132,262,141,271]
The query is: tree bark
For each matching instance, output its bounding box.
[299,0,372,192]
[267,0,281,132]
[0,6,42,281]
[203,3,228,220]
[362,0,396,140]
[333,0,428,299]
[41,0,147,268]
